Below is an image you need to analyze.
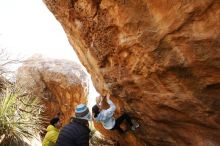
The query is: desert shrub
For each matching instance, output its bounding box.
[0,85,45,146]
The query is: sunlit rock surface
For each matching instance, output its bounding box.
[44,0,220,145]
[16,55,89,124]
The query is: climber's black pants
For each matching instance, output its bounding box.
[111,113,133,133]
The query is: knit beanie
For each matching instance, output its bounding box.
[75,104,92,121]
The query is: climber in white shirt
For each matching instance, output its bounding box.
[92,93,139,133]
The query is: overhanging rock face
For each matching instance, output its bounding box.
[43,0,220,145]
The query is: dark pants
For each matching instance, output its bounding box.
[111,113,133,133]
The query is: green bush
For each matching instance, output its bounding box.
[0,86,45,146]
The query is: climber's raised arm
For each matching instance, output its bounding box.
[104,94,116,117]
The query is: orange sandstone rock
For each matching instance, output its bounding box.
[44,0,220,145]
[16,55,89,124]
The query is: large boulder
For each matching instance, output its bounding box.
[16,55,89,124]
[43,0,220,145]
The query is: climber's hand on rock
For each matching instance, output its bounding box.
[106,93,110,101]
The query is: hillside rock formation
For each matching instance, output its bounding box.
[44,0,220,145]
[16,55,89,124]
